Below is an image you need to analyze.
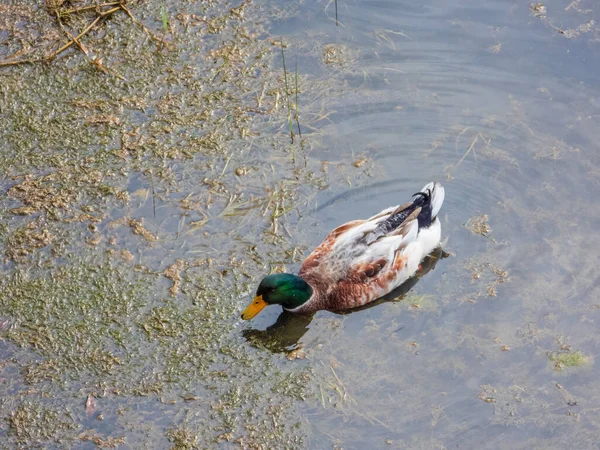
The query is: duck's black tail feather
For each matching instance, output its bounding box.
[412,181,444,229]
[378,182,445,235]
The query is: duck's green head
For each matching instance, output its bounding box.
[241,273,313,320]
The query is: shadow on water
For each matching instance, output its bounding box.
[243,311,313,353]
[243,248,448,353]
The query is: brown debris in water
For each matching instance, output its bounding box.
[323,45,345,65]
[465,214,494,240]
[10,206,39,216]
[478,385,497,403]
[6,221,55,261]
[529,1,598,39]
[120,250,134,263]
[353,156,368,168]
[531,2,547,17]
[286,347,307,360]
[63,213,103,224]
[488,43,502,54]
[79,431,126,448]
[164,260,185,296]
[8,177,72,213]
[128,219,157,242]
[85,394,95,416]
[463,262,509,303]
[235,166,249,176]
[85,114,121,126]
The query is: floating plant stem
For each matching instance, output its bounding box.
[335,0,338,26]
[281,42,295,145]
[294,59,302,138]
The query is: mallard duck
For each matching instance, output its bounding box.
[241,182,445,319]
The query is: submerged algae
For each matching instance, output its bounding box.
[0,0,366,447]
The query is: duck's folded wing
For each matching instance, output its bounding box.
[348,217,419,282]
[300,205,418,281]
[327,217,422,310]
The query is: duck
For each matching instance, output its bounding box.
[241,181,445,319]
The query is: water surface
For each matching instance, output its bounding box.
[1,0,599,448]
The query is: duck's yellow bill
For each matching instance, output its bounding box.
[241,295,267,320]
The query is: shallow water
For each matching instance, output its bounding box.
[1,0,599,448]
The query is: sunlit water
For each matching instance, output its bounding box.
[259,0,600,448]
[1,0,599,448]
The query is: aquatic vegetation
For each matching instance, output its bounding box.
[8,401,75,444]
[548,351,589,370]
[0,0,365,446]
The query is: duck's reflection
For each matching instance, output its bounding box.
[242,247,448,353]
[242,310,314,353]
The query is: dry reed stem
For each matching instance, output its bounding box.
[47,6,121,61]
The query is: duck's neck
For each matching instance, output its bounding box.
[278,274,314,311]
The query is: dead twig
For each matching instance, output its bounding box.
[47,6,122,61]
[55,14,90,57]
[51,5,127,80]
[58,2,121,16]
[0,58,40,67]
